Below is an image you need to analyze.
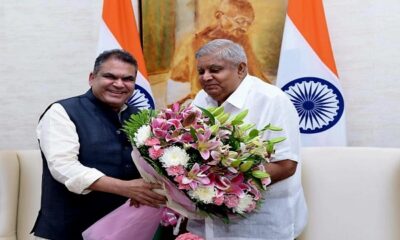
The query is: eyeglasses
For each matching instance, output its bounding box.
[222,14,253,28]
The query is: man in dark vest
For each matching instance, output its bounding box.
[32,49,166,240]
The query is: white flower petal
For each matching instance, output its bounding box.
[235,194,254,214]
[159,146,190,167]
[189,186,216,204]
[134,125,151,147]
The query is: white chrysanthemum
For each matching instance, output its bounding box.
[134,125,151,147]
[189,186,216,204]
[235,194,254,214]
[159,146,190,167]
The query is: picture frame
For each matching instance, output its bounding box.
[141,0,286,107]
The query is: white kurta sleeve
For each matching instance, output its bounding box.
[268,93,301,162]
[37,103,105,194]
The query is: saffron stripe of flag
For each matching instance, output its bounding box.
[98,0,155,109]
[276,0,347,146]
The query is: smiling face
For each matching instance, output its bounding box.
[89,57,136,111]
[196,54,246,105]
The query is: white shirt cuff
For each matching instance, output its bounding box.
[65,168,105,194]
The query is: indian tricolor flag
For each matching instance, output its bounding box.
[276,0,347,146]
[98,0,155,109]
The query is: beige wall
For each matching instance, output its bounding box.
[325,0,400,147]
[0,0,399,149]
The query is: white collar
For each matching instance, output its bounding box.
[222,75,253,110]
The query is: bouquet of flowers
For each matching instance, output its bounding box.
[126,103,285,220]
[82,103,285,240]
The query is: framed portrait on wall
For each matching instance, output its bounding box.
[140,0,286,108]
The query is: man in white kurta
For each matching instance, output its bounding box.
[188,39,307,240]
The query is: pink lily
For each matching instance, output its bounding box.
[211,188,227,206]
[181,163,210,189]
[209,151,222,165]
[215,173,249,198]
[217,129,231,140]
[151,118,170,138]
[181,106,201,127]
[179,132,194,143]
[181,105,201,117]
[174,175,191,190]
[247,178,262,200]
[262,177,272,187]
[192,129,220,160]
[167,118,182,129]
[164,102,181,119]
[171,102,180,113]
[165,130,181,143]
[211,146,238,168]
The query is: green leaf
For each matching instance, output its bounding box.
[267,124,283,131]
[260,123,270,132]
[251,176,264,190]
[260,124,283,132]
[266,142,274,153]
[196,105,215,125]
[190,127,198,141]
[248,129,259,139]
[269,137,286,144]
[221,215,230,224]
[229,136,240,150]
[122,109,156,144]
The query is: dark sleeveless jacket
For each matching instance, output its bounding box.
[32,90,140,240]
